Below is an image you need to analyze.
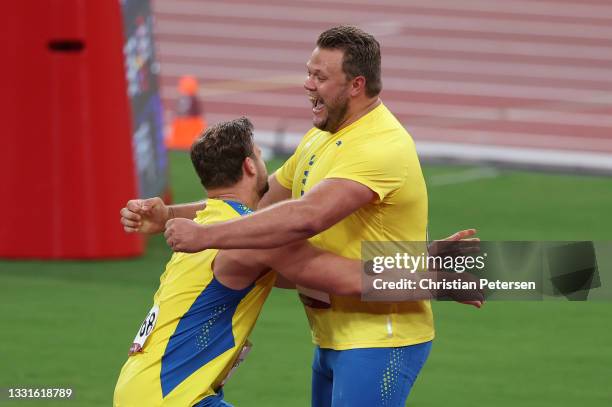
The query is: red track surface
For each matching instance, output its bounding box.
[152,0,612,154]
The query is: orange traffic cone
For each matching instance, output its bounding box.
[166,76,207,149]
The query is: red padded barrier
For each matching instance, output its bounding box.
[0,1,144,258]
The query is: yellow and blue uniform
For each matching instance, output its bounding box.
[276,103,433,405]
[114,199,275,407]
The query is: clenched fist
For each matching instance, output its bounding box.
[120,197,170,234]
[164,218,208,253]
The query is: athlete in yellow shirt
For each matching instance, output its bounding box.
[114,118,277,406]
[114,199,273,407]
[123,26,479,406]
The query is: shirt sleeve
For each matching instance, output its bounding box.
[274,152,297,190]
[324,141,408,201]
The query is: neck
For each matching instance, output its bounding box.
[206,184,258,210]
[334,97,381,133]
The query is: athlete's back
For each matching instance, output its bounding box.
[114,200,274,406]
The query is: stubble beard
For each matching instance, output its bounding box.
[314,91,350,134]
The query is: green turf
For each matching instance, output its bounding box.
[0,151,610,406]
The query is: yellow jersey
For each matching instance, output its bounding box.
[114,199,275,406]
[276,103,434,350]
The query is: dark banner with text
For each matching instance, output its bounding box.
[361,241,609,302]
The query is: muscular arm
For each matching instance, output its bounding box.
[154,172,290,218]
[157,173,287,225]
[213,242,484,306]
[213,241,362,295]
[166,177,376,252]
[120,197,205,234]
[120,173,288,234]
[171,172,290,218]
[169,201,207,220]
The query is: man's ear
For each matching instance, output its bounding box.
[350,76,366,97]
[243,157,257,176]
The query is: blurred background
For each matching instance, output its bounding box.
[155,0,612,174]
[1,0,611,406]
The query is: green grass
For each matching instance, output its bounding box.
[0,151,610,406]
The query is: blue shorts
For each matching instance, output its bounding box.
[193,389,233,407]
[311,341,432,407]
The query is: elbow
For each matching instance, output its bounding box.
[291,201,327,237]
[299,219,323,238]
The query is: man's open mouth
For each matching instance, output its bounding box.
[309,96,325,113]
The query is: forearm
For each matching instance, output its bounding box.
[203,177,375,250]
[204,199,320,249]
[166,178,375,253]
[295,254,362,296]
[267,243,362,296]
[169,201,206,220]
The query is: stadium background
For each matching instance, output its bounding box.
[1,0,611,406]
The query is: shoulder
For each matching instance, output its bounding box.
[342,127,413,162]
[296,127,325,152]
[346,105,413,147]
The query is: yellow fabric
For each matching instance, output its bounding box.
[276,103,434,349]
[114,200,275,406]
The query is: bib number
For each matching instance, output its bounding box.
[129,304,159,355]
[220,340,253,386]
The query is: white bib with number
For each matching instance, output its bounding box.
[220,340,253,386]
[129,304,159,355]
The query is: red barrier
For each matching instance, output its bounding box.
[0,1,143,258]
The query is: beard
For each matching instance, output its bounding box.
[258,180,270,198]
[314,92,349,134]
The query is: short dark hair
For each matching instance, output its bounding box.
[316,25,382,97]
[190,117,255,189]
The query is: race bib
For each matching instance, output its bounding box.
[129,304,159,355]
[220,340,253,386]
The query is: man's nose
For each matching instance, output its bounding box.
[304,75,315,91]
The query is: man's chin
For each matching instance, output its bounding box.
[313,119,328,131]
